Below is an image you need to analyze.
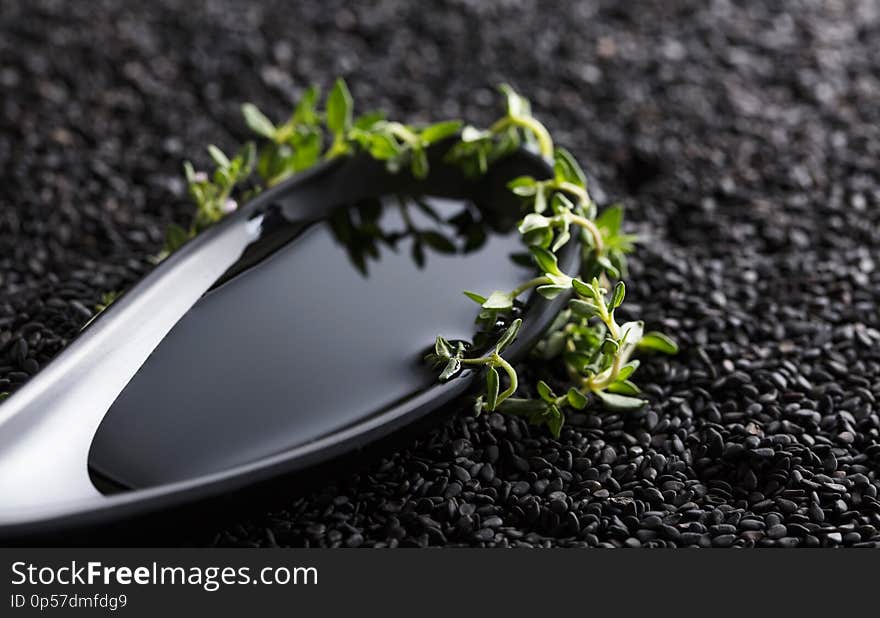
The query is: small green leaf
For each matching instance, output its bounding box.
[551,227,571,252]
[616,359,640,382]
[495,318,522,353]
[567,388,588,410]
[463,290,487,304]
[597,255,620,279]
[523,227,553,248]
[207,144,230,168]
[607,380,641,395]
[482,291,513,310]
[530,246,562,276]
[601,337,620,355]
[611,281,626,309]
[419,120,463,144]
[536,380,555,402]
[534,186,547,213]
[362,132,399,160]
[486,366,500,411]
[434,336,453,359]
[353,110,385,129]
[292,86,320,125]
[326,78,353,135]
[439,357,461,381]
[546,405,564,438]
[571,278,596,299]
[183,161,197,184]
[0,392,7,402]
[518,213,551,234]
[638,331,679,354]
[569,299,600,318]
[595,204,624,236]
[241,103,277,139]
[537,285,568,299]
[499,83,524,117]
[508,176,538,196]
[596,391,647,411]
[496,397,549,416]
[553,147,586,186]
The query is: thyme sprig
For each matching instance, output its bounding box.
[157,79,676,438]
[433,92,677,436]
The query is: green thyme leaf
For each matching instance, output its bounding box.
[638,331,679,354]
[569,299,601,318]
[536,380,555,402]
[537,285,568,299]
[482,291,514,310]
[495,318,522,353]
[553,147,586,186]
[518,213,551,234]
[530,246,562,276]
[353,110,385,129]
[463,290,488,304]
[551,227,571,252]
[546,405,564,438]
[571,278,596,299]
[241,103,277,139]
[486,366,500,410]
[434,336,453,359]
[596,391,647,411]
[595,203,623,236]
[439,357,462,381]
[499,83,524,117]
[419,120,463,144]
[611,281,626,309]
[326,78,353,136]
[567,388,588,409]
[616,359,640,382]
[534,186,547,213]
[607,379,641,395]
[207,144,231,168]
[293,86,321,125]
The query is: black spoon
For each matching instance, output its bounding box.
[0,144,578,540]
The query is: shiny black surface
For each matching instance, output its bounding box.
[88,158,543,490]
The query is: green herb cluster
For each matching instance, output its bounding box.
[160,79,466,257]
[158,78,676,437]
[429,89,678,436]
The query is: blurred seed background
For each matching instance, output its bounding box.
[1,0,879,547]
